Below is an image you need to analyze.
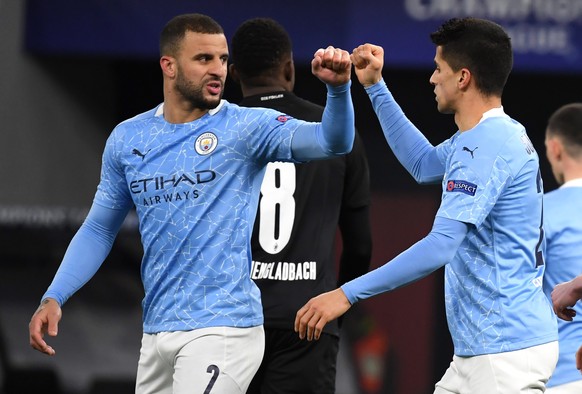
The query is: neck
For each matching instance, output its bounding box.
[455,93,502,132]
[163,102,209,123]
[162,88,209,123]
[562,162,582,183]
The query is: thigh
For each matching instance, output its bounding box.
[434,357,462,394]
[172,326,265,394]
[258,330,339,394]
[136,333,173,394]
[473,342,557,394]
[453,342,558,394]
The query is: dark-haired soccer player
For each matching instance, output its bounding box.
[28,13,356,394]
[296,17,558,394]
[229,17,372,394]
[543,103,582,393]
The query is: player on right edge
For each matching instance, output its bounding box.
[543,103,582,393]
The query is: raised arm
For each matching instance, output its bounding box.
[291,46,355,161]
[351,44,444,184]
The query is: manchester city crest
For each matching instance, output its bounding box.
[195,132,218,155]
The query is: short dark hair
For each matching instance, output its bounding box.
[160,13,224,57]
[230,17,292,78]
[547,103,582,158]
[430,17,512,97]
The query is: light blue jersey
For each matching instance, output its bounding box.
[342,81,557,358]
[434,111,557,355]
[543,180,582,387]
[95,101,302,333]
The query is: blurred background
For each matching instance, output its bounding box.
[1,0,581,393]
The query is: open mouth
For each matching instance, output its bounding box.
[207,81,222,95]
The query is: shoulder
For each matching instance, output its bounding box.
[282,93,324,122]
[288,95,325,119]
[240,92,324,122]
[467,117,536,169]
[220,100,282,120]
[544,187,582,211]
[543,187,572,233]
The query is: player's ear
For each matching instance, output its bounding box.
[546,135,563,162]
[552,138,564,161]
[457,68,471,89]
[160,56,176,78]
[228,64,240,84]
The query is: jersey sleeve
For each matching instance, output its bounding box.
[42,203,129,305]
[365,80,445,184]
[290,82,354,161]
[341,216,468,303]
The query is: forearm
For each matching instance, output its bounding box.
[291,82,354,161]
[365,80,443,184]
[341,217,468,303]
[42,203,129,305]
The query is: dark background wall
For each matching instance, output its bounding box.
[1,0,581,393]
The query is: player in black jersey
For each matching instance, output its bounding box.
[230,18,372,394]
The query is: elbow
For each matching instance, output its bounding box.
[328,134,354,156]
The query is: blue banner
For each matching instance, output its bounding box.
[358,0,582,72]
[25,0,582,73]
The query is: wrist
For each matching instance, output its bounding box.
[363,78,385,93]
[572,275,582,298]
[326,80,352,94]
[362,77,382,88]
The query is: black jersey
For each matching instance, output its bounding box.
[240,91,371,336]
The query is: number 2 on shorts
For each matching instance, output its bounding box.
[203,364,220,394]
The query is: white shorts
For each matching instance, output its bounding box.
[546,379,582,394]
[434,341,558,394]
[136,325,265,394]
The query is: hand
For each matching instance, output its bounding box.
[294,288,352,341]
[29,298,62,355]
[551,277,582,321]
[311,46,352,87]
[577,345,582,372]
[350,43,384,88]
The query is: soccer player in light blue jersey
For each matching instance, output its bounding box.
[28,13,356,394]
[295,17,558,393]
[552,275,582,382]
[543,103,582,393]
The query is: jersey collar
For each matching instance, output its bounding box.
[479,106,508,123]
[154,100,226,118]
[561,178,582,188]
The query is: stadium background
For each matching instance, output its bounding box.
[1,0,581,393]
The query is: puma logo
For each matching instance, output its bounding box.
[132,148,151,160]
[462,146,478,158]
